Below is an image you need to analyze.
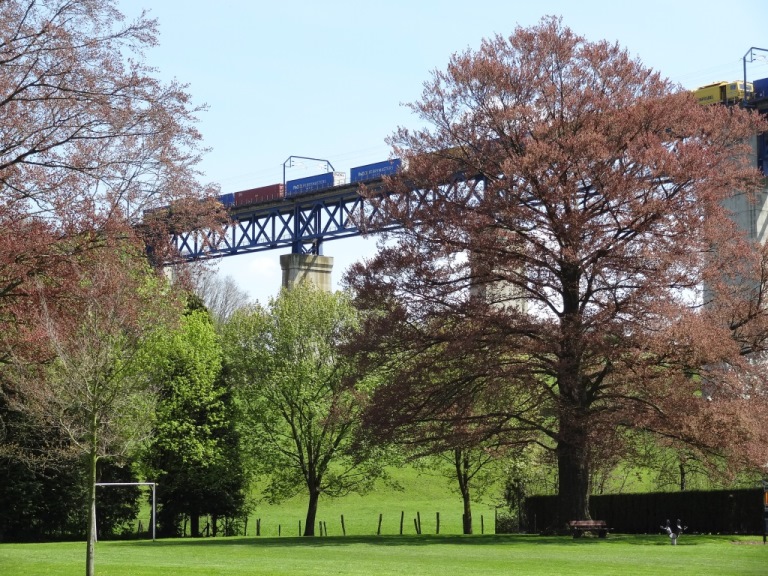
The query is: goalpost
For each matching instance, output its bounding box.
[95,482,157,541]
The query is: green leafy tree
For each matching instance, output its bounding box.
[143,304,248,537]
[222,283,384,536]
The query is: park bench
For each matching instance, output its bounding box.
[568,520,608,538]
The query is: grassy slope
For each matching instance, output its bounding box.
[1,535,766,576]
[249,465,501,537]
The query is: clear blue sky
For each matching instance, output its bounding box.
[118,0,768,304]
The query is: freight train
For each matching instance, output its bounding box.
[218,158,402,210]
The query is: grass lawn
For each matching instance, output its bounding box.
[1,534,766,576]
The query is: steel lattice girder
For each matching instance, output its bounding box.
[170,178,481,260]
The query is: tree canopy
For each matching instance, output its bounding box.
[345,16,768,526]
[0,0,223,357]
[222,282,385,536]
[143,306,248,537]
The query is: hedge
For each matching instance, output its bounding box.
[521,488,764,534]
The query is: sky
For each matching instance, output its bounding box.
[117,0,768,305]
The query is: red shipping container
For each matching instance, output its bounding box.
[233,183,284,207]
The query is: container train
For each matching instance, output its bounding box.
[154,78,768,220]
[218,158,402,210]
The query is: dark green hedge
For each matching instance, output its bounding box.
[522,489,764,534]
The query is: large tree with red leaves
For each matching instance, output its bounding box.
[0,0,222,346]
[345,17,768,527]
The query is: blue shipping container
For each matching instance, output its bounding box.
[286,172,346,197]
[218,193,235,206]
[754,77,768,100]
[350,159,402,183]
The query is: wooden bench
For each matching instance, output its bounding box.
[568,520,608,538]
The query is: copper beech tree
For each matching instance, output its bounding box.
[345,17,768,526]
[0,0,224,352]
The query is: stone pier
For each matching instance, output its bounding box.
[279,254,334,292]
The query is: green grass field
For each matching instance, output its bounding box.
[1,534,766,576]
[4,465,765,575]
[247,466,501,537]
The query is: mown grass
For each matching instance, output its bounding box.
[1,534,766,576]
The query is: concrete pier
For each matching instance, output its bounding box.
[280,254,334,292]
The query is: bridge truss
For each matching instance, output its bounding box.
[170,179,468,260]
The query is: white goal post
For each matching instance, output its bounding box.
[95,482,157,541]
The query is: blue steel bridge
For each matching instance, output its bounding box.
[170,176,473,260]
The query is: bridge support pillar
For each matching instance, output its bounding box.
[280,254,334,292]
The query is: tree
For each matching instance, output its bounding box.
[5,243,180,574]
[143,304,248,538]
[0,0,223,356]
[0,391,142,542]
[345,16,768,527]
[189,268,252,325]
[359,334,532,535]
[0,1,223,569]
[222,282,385,536]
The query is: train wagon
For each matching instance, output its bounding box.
[694,80,753,105]
[753,77,768,101]
[233,183,284,207]
[285,172,346,197]
[217,156,403,210]
[217,192,235,207]
[350,159,402,183]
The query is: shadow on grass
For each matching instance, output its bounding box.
[125,533,712,549]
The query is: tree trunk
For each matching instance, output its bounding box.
[190,514,200,537]
[556,423,590,528]
[454,449,473,535]
[304,488,320,536]
[86,422,97,576]
[556,264,591,528]
[462,492,473,535]
[679,461,686,491]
